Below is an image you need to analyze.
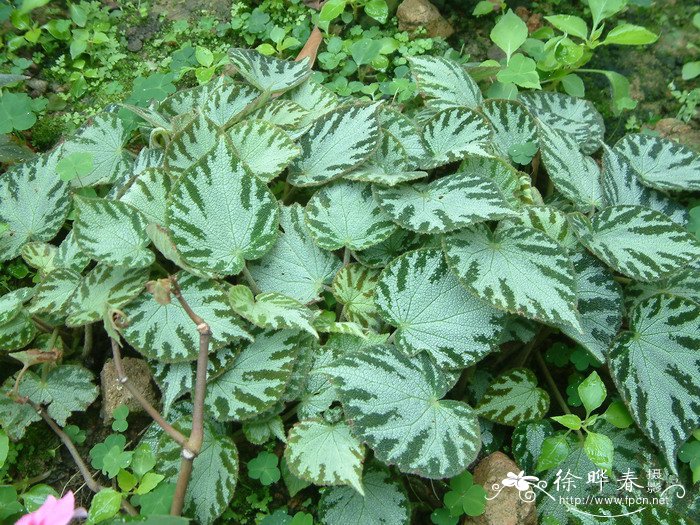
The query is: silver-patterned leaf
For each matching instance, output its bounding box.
[608,294,700,473]
[59,112,134,187]
[444,223,581,331]
[573,205,700,282]
[66,264,146,327]
[481,99,537,160]
[0,287,31,325]
[0,152,70,261]
[165,114,220,174]
[284,79,339,129]
[557,251,623,363]
[229,285,319,337]
[167,138,279,276]
[205,329,303,421]
[248,99,308,130]
[519,91,604,154]
[120,167,172,225]
[625,268,700,311]
[538,121,603,210]
[18,364,98,426]
[28,268,82,315]
[616,133,700,192]
[228,119,300,182]
[354,229,423,269]
[332,264,381,330]
[374,249,505,369]
[344,130,427,187]
[54,231,90,272]
[285,419,365,494]
[504,206,578,250]
[202,80,260,128]
[601,144,687,224]
[304,181,397,251]
[379,108,429,166]
[0,311,36,351]
[229,48,311,93]
[373,171,515,233]
[421,107,493,168]
[288,103,381,186]
[248,204,342,304]
[475,368,550,426]
[323,344,481,478]
[145,224,213,279]
[0,376,41,439]
[73,196,154,268]
[21,242,58,276]
[122,272,250,362]
[461,156,531,209]
[158,417,238,525]
[318,465,410,525]
[408,55,483,110]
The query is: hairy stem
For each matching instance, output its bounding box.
[343,247,351,267]
[82,324,93,360]
[110,338,189,449]
[534,350,585,441]
[241,265,262,295]
[169,276,211,516]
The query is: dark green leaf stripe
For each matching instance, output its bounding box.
[248,204,342,304]
[165,114,221,174]
[375,249,505,369]
[616,133,700,192]
[481,99,537,160]
[318,465,410,525]
[74,196,154,268]
[324,345,481,478]
[229,48,311,93]
[519,91,604,154]
[374,171,515,233]
[476,368,550,426]
[59,112,133,187]
[575,205,700,282]
[444,224,581,331]
[0,152,70,261]
[158,418,238,525]
[205,329,303,421]
[421,107,493,168]
[625,268,700,311]
[28,268,82,316]
[304,181,397,251]
[602,144,687,224]
[120,167,172,226]
[0,311,37,352]
[505,206,578,250]
[65,264,147,327]
[608,294,700,473]
[167,138,279,276]
[202,80,260,128]
[557,251,623,363]
[408,55,483,110]
[122,272,250,362]
[538,121,603,210]
[379,108,429,166]
[228,119,300,182]
[288,103,381,186]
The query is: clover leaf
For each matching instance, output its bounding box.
[0,92,36,133]
[443,471,487,517]
[248,451,281,485]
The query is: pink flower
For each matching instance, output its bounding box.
[16,491,84,525]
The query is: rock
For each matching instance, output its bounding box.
[653,118,700,152]
[464,452,537,525]
[396,0,454,39]
[27,78,48,96]
[100,357,159,421]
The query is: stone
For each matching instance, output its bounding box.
[27,78,48,95]
[653,118,700,152]
[396,0,454,39]
[464,452,537,525]
[100,357,159,421]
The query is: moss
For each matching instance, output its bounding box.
[30,116,67,151]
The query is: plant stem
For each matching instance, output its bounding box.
[169,276,212,516]
[28,400,138,516]
[343,247,351,266]
[82,324,93,360]
[110,338,189,449]
[534,350,584,442]
[241,265,262,295]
